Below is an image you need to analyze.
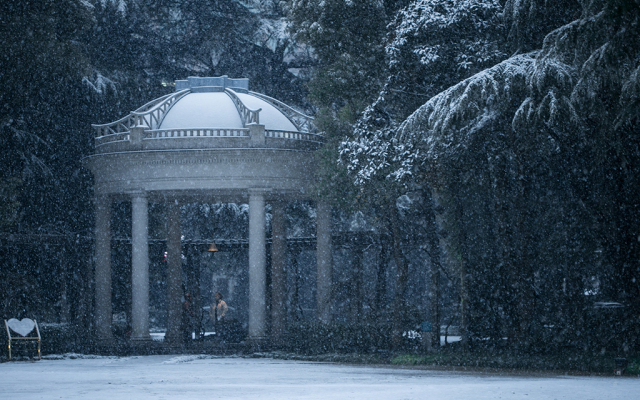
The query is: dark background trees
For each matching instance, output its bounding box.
[1,0,639,357]
[342,0,640,353]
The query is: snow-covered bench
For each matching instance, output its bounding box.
[4,318,41,360]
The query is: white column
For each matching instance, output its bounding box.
[271,201,286,343]
[248,189,267,339]
[94,194,113,341]
[164,201,182,345]
[131,191,151,341]
[316,201,333,323]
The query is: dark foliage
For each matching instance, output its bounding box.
[286,321,394,354]
[341,0,640,355]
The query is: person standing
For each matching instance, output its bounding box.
[209,292,228,336]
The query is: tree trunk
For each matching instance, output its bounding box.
[451,193,470,352]
[351,242,364,322]
[388,203,408,351]
[514,167,535,350]
[422,186,441,350]
[375,236,388,322]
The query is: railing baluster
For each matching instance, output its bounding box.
[103,127,323,143]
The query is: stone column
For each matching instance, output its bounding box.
[248,189,267,339]
[270,201,287,344]
[316,201,333,323]
[131,191,151,341]
[164,201,182,345]
[94,194,113,341]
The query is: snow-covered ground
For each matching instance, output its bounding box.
[0,355,637,399]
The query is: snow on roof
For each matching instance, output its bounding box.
[159,93,244,130]
[236,93,297,132]
[158,76,299,132]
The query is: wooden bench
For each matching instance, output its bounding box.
[4,318,41,360]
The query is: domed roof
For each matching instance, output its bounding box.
[159,92,298,131]
[87,76,322,200]
[158,76,299,132]
[160,92,243,129]
[91,76,317,149]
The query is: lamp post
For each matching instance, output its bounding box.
[202,241,218,339]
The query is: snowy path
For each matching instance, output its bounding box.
[0,356,637,399]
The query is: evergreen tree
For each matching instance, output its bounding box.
[287,0,417,347]
[340,0,509,348]
[349,0,640,350]
[0,0,94,232]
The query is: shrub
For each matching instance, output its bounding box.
[285,321,393,354]
[38,323,74,355]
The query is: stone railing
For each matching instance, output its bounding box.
[95,132,130,146]
[146,128,249,139]
[133,91,175,113]
[92,89,189,138]
[95,128,324,149]
[131,89,190,130]
[266,130,324,143]
[95,128,324,148]
[249,91,315,133]
[225,88,261,126]
[92,114,136,138]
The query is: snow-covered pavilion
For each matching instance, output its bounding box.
[84,76,332,345]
